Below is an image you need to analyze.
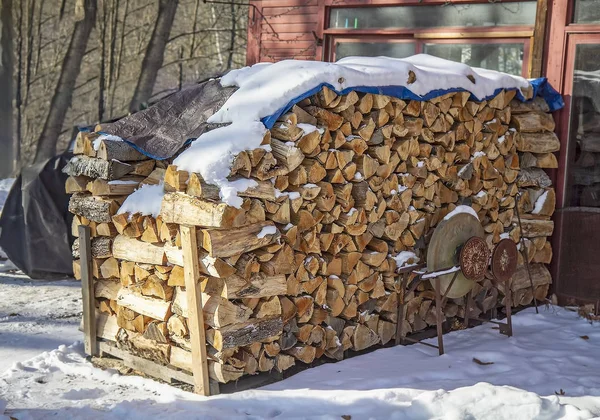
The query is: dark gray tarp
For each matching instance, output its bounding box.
[98,79,236,160]
[0,154,74,279]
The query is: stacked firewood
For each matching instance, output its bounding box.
[66,87,557,384]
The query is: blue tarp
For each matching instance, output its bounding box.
[260,77,564,130]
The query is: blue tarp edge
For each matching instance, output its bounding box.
[260,77,564,129]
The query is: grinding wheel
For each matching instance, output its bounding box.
[427,212,485,298]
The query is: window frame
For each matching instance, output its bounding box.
[322,0,538,78]
[328,35,532,78]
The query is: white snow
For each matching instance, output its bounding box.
[297,123,324,135]
[416,161,425,167]
[472,151,487,160]
[392,251,420,269]
[107,180,140,185]
[498,135,506,143]
[117,183,165,218]
[275,189,301,200]
[354,172,363,180]
[2,307,600,418]
[444,205,480,221]
[210,55,531,124]
[476,190,487,198]
[533,190,550,214]
[256,225,277,239]
[421,265,461,279]
[92,134,123,151]
[0,274,81,374]
[173,122,267,208]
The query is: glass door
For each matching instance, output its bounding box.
[555,34,600,306]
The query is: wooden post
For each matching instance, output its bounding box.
[180,225,211,396]
[79,224,97,356]
[530,0,548,78]
[395,272,408,346]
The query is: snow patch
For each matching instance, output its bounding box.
[393,251,420,269]
[92,134,122,151]
[297,123,324,135]
[532,190,549,214]
[444,205,480,221]
[173,122,267,208]
[257,225,277,239]
[118,183,165,218]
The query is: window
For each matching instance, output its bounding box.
[326,1,537,77]
[573,0,600,24]
[423,42,525,76]
[329,3,537,30]
[335,40,416,61]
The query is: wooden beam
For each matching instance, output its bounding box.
[180,225,211,396]
[79,225,97,356]
[530,0,549,78]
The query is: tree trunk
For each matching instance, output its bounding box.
[128,0,178,113]
[0,0,17,178]
[34,0,97,163]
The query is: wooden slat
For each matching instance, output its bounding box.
[180,225,211,396]
[97,341,196,386]
[261,14,319,24]
[261,32,317,42]
[261,22,320,33]
[263,5,319,15]
[79,225,97,357]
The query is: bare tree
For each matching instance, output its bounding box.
[129,0,179,113]
[34,0,98,163]
[0,0,17,177]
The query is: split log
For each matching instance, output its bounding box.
[116,288,172,321]
[113,235,166,265]
[160,192,247,228]
[200,221,279,258]
[207,317,283,351]
[64,156,132,180]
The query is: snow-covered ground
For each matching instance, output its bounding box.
[1,177,600,419]
[1,305,600,419]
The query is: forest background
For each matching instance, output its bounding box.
[0,0,249,177]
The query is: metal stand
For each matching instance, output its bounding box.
[395,237,518,355]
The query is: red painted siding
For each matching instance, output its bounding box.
[248,0,321,64]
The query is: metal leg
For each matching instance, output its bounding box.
[395,273,409,345]
[435,277,444,355]
[464,290,472,329]
[502,285,513,337]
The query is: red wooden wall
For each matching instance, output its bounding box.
[247,0,322,64]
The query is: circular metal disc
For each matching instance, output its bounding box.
[459,236,490,282]
[491,238,518,282]
[427,213,485,298]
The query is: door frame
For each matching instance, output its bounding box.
[552,32,600,308]
[555,33,600,208]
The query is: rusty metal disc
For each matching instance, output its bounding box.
[491,238,518,282]
[459,236,490,282]
[427,212,485,298]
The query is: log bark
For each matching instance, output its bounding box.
[64,156,132,180]
[207,317,283,351]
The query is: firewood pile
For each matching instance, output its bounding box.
[66,86,558,384]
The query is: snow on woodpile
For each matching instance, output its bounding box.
[210,55,532,124]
